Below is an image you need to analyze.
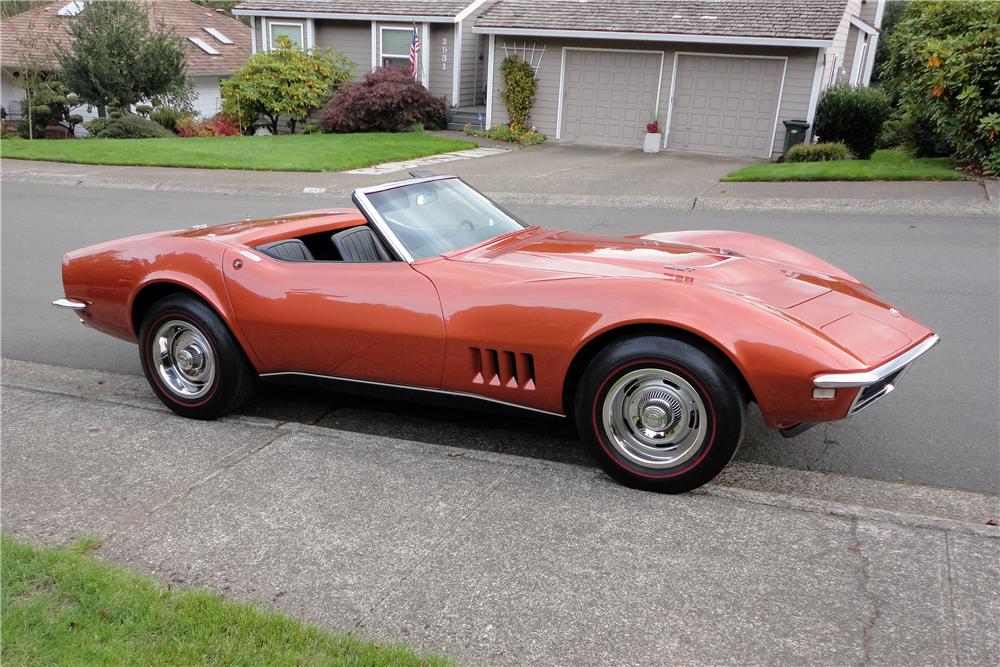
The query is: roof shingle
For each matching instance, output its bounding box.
[475,0,848,41]
[0,0,251,76]
[234,0,476,19]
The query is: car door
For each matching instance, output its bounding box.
[222,246,445,388]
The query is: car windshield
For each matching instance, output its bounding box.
[363,178,527,260]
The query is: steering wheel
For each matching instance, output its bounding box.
[457,219,475,231]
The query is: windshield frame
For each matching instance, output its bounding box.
[352,175,527,263]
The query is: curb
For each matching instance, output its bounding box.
[4,168,998,218]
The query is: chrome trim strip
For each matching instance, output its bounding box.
[52,298,87,310]
[354,174,458,197]
[351,192,416,263]
[260,370,566,418]
[813,334,940,388]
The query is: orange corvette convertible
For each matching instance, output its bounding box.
[55,175,938,493]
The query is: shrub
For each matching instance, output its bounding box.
[500,55,536,128]
[320,67,446,133]
[222,37,353,134]
[149,107,193,133]
[814,84,891,159]
[90,115,174,138]
[786,142,852,162]
[880,0,1000,171]
[888,106,953,157]
[299,121,322,134]
[176,114,240,137]
[83,116,113,136]
[464,122,545,147]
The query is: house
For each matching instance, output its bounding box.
[232,0,492,107]
[0,0,251,125]
[229,0,885,158]
[472,0,887,157]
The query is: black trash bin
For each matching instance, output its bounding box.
[782,119,810,158]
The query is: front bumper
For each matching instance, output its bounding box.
[814,334,940,416]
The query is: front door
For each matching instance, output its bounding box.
[223,248,445,388]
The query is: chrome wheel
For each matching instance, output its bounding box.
[152,319,216,399]
[601,368,708,469]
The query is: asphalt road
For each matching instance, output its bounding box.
[2,181,998,492]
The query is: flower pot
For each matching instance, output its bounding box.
[643,132,662,153]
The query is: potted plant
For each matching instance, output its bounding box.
[643,115,663,153]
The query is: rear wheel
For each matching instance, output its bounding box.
[139,294,255,419]
[575,336,745,493]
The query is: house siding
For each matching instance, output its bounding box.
[429,22,454,104]
[314,20,372,80]
[824,0,861,85]
[458,4,491,106]
[859,0,880,25]
[842,24,861,83]
[489,37,819,156]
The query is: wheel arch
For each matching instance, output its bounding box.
[129,279,262,371]
[561,322,756,417]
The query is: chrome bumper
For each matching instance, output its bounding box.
[814,334,940,416]
[52,298,87,310]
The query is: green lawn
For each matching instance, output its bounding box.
[721,148,965,182]
[0,132,476,172]
[1,535,455,666]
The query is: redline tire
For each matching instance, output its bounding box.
[139,294,255,420]
[575,336,745,493]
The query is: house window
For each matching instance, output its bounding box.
[381,27,412,70]
[269,22,304,50]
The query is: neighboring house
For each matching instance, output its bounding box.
[0,0,251,125]
[471,0,887,157]
[232,0,492,107]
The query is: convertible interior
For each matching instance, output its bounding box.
[255,225,393,263]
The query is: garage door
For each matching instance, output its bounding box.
[560,49,663,147]
[667,54,784,158]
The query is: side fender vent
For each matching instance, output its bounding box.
[471,347,536,390]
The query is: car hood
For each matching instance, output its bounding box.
[465,229,876,310]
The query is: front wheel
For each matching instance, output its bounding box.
[575,336,745,493]
[139,294,255,420]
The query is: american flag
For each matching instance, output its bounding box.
[409,25,420,78]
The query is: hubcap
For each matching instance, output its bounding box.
[601,368,708,469]
[152,320,215,399]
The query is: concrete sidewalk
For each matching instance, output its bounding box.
[3,359,998,666]
[3,135,996,217]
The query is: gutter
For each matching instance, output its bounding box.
[469,26,833,49]
[233,9,460,24]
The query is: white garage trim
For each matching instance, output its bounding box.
[452,22,462,105]
[662,52,679,147]
[555,46,665,141]
[806,48,826,142]
[485,33,495,128]
[664,51,788,159]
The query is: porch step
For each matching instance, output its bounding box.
[446,107,487,126]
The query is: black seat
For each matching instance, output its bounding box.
[256,239,315,261]
[331,227,391,262]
